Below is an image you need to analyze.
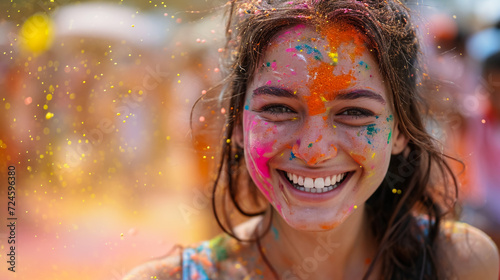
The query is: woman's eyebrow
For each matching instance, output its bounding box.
[252,86,299,98]
[333,90,386,105]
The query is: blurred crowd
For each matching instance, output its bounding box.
[0,0,499,279]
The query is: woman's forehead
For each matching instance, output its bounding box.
[268,23,368,51]
[250,22,389,113]
[261,23,372,69]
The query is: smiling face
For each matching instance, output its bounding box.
[236,23,407,231]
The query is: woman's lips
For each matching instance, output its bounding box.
[279,170,354,203]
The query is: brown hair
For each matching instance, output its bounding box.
[195,0,460,279]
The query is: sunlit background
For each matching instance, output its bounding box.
[0,0,499,279]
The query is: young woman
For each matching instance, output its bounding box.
[125,0,499,279]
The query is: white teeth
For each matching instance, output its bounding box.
[304,177,314,189]
[314,178,324,189]
[324,176,331,186]
[284,171,348,193]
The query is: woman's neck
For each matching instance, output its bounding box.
[257,204,376,280]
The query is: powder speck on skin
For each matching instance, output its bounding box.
[351,152,366,164]
[271,225,279,240]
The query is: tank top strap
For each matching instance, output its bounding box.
[416,214,432,239]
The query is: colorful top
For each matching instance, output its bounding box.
[181,236,230,280]
[124,216,435,280]
[122,233,265,280]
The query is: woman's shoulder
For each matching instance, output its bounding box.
[123,253,182,280]
[123,217,262,280]
[438,220,499,279]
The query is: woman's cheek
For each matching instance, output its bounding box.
[343,122,392,168]
[243,114,280,199]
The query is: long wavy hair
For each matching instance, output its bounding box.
[194,0,460,279]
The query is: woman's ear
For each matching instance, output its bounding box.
[391,123,409,155]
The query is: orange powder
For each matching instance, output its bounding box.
[321,22,367,63]
[319,221,340,230]
[304,22,367,116]
[306,62,355,115]
[351,153,367,164]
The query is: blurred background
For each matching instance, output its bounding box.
[0,0,499,279]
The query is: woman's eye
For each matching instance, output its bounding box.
[260,104,296,115]
[338,108,374,118]
[255,104,298,122]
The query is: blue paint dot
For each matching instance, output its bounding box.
[244,105,249,110]
[289,151,296,160]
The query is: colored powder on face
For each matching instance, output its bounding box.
[328,52,338,65]
[347,203,355,213]
[387,128,392,144]
[319,221,340,230]
[289,151,296,160]
[359,61,370,69]
[365,124,380,145]
[308,143,313,148]
[271,225,279,240]
[386,115,394,122]
[321,22,367,63]
[244,105,249,110]
[255,145,273,178]
[365,124,379,136]
[271,61,277,71]
[293,44,324,60]
[303,23,367,116]
[305,63,355,115]
[351,153,366,164]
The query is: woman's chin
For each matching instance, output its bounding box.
[277,208,352,232]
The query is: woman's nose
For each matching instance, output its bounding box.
[291,120,338,166]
